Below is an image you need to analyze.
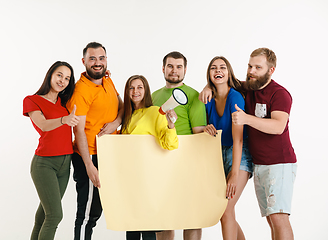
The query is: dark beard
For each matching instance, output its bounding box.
[165,77,184,85]
[246,70,271,90]
[86,66,106,80]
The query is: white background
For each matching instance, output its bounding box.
[1,0,327,239]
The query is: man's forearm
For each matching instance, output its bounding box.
[74,128,93,167]
[244,111,288,135]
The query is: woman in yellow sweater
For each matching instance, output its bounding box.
[121,75,178,240]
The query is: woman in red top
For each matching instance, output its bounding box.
[23,61,79,240]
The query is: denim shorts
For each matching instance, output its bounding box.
[221,140,254,178]
[254,163,297,217]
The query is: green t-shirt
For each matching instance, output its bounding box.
[152,84,206,135]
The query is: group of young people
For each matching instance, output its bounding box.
[23,42,297,240]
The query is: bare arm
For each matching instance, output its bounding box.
[232,104,289,135]
[198,84,212,104]
[74,115,100,188]
[98,95,124,137]
[203,122,243,199]
[28,105,79,131]
[192,126,206,134]
[226,123,243,199]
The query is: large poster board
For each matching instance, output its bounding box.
[96,132,227,231]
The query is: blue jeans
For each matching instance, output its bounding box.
[221,140,253,178]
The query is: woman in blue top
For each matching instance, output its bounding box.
[203,56,253,240]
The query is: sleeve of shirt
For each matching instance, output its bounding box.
[23,96,40,116]
[228,91,245,114]
[271,89,292,114]
[66,89,90,116]
[151,89,163,107]
[189,94,207,128]
[155,113,179,150]
[205,99,213,114]
[107,77,119,96]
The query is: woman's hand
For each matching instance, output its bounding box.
[62,105,80,127]
[226,171,238,200]
[204,124,217,137]
[166,109,178,129]
[198,85,213,104]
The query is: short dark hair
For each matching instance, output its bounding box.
[83,42,106,57]
[35,61,75,107]
[163,51,187,68]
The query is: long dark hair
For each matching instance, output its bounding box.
[206,56,244,97]
[35,61,75,106]
[121,75,153,133]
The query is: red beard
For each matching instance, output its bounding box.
[246,70,271,90]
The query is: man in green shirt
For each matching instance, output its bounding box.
[152,51,206,240]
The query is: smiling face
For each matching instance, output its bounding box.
[129,79,145,109]
[163,57,186,87]
[246,55,274,90]
[50,65,71,93]
[209,58,229,87]
[82,47,107,80]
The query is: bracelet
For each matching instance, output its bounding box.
[60,117,64,125]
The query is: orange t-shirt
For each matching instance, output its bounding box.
[67,73,119,155]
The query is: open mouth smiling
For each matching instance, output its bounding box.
[214,74,223,79]
[92,65,103,71]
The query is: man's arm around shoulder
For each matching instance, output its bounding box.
[98,95,124,137]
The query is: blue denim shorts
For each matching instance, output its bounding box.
[254,163,297,217]
[221,140,253,178]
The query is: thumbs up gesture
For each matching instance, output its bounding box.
[62,105,80,127]
[232,104,246,125]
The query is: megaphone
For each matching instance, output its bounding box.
[159,88,188,115]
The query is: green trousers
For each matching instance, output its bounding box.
[30,154,71,240]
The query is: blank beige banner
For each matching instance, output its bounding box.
[96,131,227,231]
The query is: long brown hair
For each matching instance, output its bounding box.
[121,75,153,133]
[35,61,75,106]
[206,56,244,97]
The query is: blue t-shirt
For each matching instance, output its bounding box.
[206,88,247,146]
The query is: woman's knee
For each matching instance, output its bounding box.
[45,210,63,226]
[221,208,236,223]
